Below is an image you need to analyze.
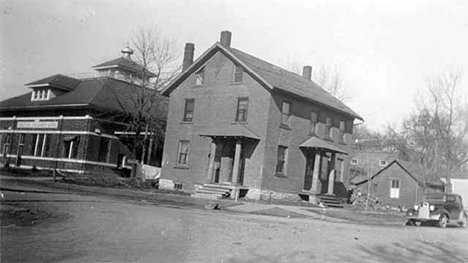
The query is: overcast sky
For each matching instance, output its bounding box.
[1,0,467,131]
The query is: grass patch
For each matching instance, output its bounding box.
[305,208,406,224]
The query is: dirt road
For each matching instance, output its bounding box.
[1,179,467,263]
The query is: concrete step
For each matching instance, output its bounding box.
[191,193,221,200]
[202,184,233,191]
[317,195,344,208]
[195,189,230,195]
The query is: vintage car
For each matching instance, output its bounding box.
[406,193,468,228]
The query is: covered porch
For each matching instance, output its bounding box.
[300,136,349,204]
[195,125,260,200]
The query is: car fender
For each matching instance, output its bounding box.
[432,208,450,219]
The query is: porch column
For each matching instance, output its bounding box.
[327,170,335,195]
[310,152,322,194]
[231,138,242,185]
[206,140,217,182]
[327,152,336,195]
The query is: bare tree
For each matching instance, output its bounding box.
[285,59,353,102]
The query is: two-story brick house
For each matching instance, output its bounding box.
[160,31,363,201]
[0,47,163,175]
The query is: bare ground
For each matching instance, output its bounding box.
[1,179,468,263]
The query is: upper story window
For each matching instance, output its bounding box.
[195,68,205,85]
[31,88,50,101]
[183,99,195,122]
[379,160,388,167]
[281,101,291,126]
[236,98,249,122]
[310,112,318,134]
[350,158,358,165]
[233,65,243,83]
[326,116,333,127]
[339,121,346,132]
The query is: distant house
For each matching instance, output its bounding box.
[159,31,363,201]
[0,47,164,175]
[348,150,398,185]
[442,171,468,209]
[353,160,445,207]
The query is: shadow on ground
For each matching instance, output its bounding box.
[356,239,468,263]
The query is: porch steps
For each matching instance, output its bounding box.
[191,183,233,200]
[317,194,344,208]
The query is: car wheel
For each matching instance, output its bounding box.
[438,214,448,228]
[406,220,415,226]
[460,214,467,228]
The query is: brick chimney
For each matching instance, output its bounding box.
[220,31,232,47]
[182,43,195,71]
[302,66,312,81]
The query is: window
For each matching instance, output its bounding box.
[276,146,288,174]
[351,158,358,165]
[379,160,387,167]
[30,134,47,157]
[1,134,11,162]
[236,98,249,122]
[183,99,195,122]
[98,137,111,163]
[281,102,291,126]
[233,65,243,82]
[339,121,346,132]
[177,140,190,165]
[195,68,204,85]
[31,88,50,101]
[310,112,318,134]
[326,116,333,127]
[63,136,79,159]
[390,179,400,198]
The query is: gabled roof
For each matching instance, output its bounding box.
[93,57,156,77]
[353,160,444,186]
[25,74,81,91]
[0,77,160,116]
[162,42,363,121]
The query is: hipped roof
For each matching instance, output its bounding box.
[0,77,158,116]
[162,42,363,121]
[199,125,260,140]
[93,57,156,77]
[25,74,81,91]
[299,136,348,154]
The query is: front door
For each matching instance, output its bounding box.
[303,152,316,191]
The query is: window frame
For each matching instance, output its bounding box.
[310,111,318,134]
[195,68,205,85]
[176,140,190,166]
[350,158,358,165]
[183,99,195,122]
[390,179,400,198]
[379,160,387,167]
[281,101,291,126]
[233,65,243,83]
[235,97,249,122]
[275,145,288,174]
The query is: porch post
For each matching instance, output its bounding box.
[206,139,217,182]
[327,152,336,195]
[231,138,242,185]
[310,151,321,194]
[327,170,335,195]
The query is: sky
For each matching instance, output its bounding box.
[1,0,467,131]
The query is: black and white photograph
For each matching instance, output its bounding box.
[1,0,467,262]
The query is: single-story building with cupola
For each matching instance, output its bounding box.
[0,47,165,175]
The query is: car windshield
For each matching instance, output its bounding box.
[423,193,446,203]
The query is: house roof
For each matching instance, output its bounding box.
[92,57,156,77]
[199,125,260,140]
[25,74,81,91]
[299,136,348,154]
[0,77,157,116]
[162,43,363,121]
[352,160,445,186]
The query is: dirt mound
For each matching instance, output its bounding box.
[1,204,51,227]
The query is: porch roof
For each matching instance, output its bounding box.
[299,136,348,154]
[199,125,260,140]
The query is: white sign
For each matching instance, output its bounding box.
[17,121,58,129]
